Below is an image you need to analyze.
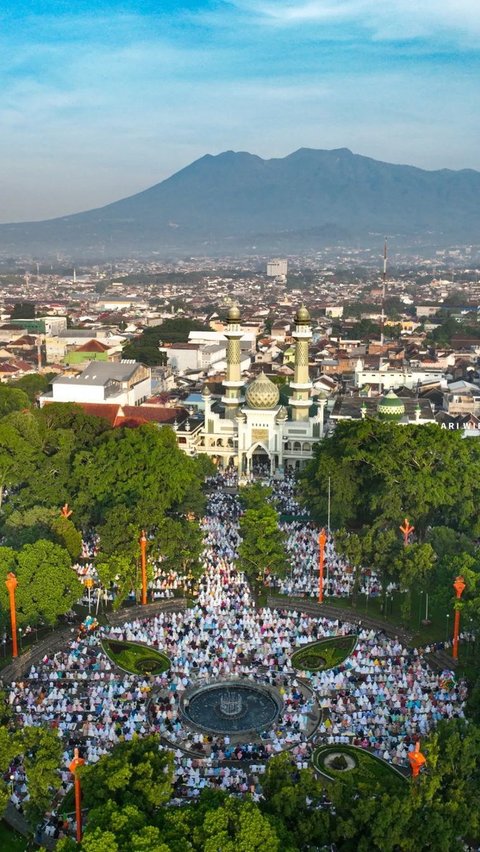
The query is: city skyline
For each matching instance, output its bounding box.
[1,0,479,223]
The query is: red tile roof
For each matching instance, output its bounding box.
[43,400,188,429]
[117,406,187,426]
[75,339,110,353]
[9,335,37,346]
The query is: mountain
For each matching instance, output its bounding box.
[1,148,479,258]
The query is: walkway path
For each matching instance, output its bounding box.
[0,599,187,684]
[267,595,457,670]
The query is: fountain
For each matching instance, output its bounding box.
[219,689,243,718]
[180,679,283,735]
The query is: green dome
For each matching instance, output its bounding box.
[245,371,280,409]
[377,389,405,420]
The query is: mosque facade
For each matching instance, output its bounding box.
[176,305,326,478]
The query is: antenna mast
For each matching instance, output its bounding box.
[380,237,387,346]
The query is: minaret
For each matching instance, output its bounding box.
[380,237,387,346]
[290,305,312,421]
[202,383,212,424]
[222,304,244,419]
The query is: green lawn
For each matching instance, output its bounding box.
[0,821,30,852]
[291,635,357,672]
[312,744,407,791]
[102,639,170,675]
[322,588,452,647]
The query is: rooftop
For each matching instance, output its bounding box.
[51,360,144,386]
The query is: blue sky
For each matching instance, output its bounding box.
[1,0,479,221]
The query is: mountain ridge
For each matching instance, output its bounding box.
[1,148,479,258]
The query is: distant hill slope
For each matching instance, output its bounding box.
[1,148,479,257]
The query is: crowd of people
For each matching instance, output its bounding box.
[3,476,466,837]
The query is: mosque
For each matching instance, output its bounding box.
[175,305,327,477]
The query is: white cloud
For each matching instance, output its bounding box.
[230,0,480,41]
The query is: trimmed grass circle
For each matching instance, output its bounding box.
[102,639,170,676]
[312,745,407,790]
[291,634,357,672]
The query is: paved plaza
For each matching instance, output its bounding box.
[2,479,467,839]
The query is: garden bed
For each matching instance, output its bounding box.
[312,744,407,790]
[102,639,170,676]
[291,634,357,672]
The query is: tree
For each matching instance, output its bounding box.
[79,737,173,814]
[96,554,143,609]
[193,453,217,480]
[238,483,273,511]
[152,517,203,579]
[300,420,480,538]
[0,540,82,627]
[2,506,82,558]
[0,689,62,827]
[9,373,54,402]
[11,301,35,319]
[0,385,30,417]
[97,505,141,564]
[1,409,79,512]
[0,417,40,508]
[238,504,288,582]
[390,542,436,620]
[326,719,480,852]
[72,424,202,528]
[37,402,111,450]
[200,797,280,852]
[123,319,210,366]
[19,726,63,825]
[262,753,331,851]
[335,525,437,617]
[50,515,83,559]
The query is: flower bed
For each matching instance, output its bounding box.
[291,634,357,672]
[102,639,170,676]
[312,744,407,789]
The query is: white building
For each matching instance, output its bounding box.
[188,329,256,354]
[39,361,151,407]
[160,343,227,373]
[354,359,447,391]
[267,259,288,279]
[97,297,148,311]
[45,330,125,364]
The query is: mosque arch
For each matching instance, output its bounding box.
[247,441,271,459]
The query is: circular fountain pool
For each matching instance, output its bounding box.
[180,679,283,735]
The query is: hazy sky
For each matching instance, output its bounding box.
[1,0,479,222]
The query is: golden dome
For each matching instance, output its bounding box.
[295,304,310,324]
[245,371,280,410]
[227,304,241,322]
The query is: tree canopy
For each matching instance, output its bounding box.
[122,319,210,366]
[0,539,82,627]
[238,502,288,582]
[72,424,202,528]
[0,385,31,418]
[55,720,480,852]
[300,420,480,538]
[9,373,56,402]
[0,689,62,826]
